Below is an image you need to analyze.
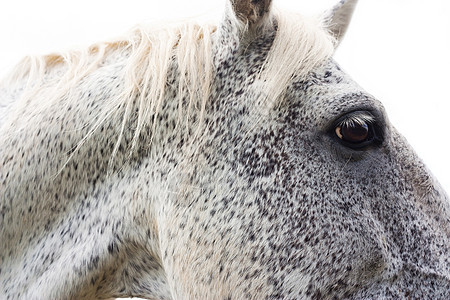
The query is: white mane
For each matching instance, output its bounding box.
[1,8,334,160]
[260,9,335,108]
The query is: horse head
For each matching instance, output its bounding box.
[0,0,449,299]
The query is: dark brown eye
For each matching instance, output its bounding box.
[335,122,369,143]
[332,112,384,150]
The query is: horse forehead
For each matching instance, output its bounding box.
[302,59,372,99]
[224,56,384,126]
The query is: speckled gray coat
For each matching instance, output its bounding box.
[1,0,449,299]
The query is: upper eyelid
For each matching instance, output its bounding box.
[336,112,375,128]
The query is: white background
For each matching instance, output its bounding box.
[1,0,449,193]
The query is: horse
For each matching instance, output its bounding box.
[1,0,449,298]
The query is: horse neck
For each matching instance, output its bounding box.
[0,56,182,298]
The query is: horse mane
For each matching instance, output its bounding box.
[258,10,335,108]
[1,9,334,162]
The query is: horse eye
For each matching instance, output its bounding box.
[335,122,369,144]
[332,112,384,150]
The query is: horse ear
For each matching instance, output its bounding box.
[327,0,358,47]
[213,0,274,66]
[229,0,273,28]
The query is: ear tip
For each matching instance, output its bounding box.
[327,0,359,46]
[230,0,273,25]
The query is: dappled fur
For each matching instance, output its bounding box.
[1,0,449,299]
